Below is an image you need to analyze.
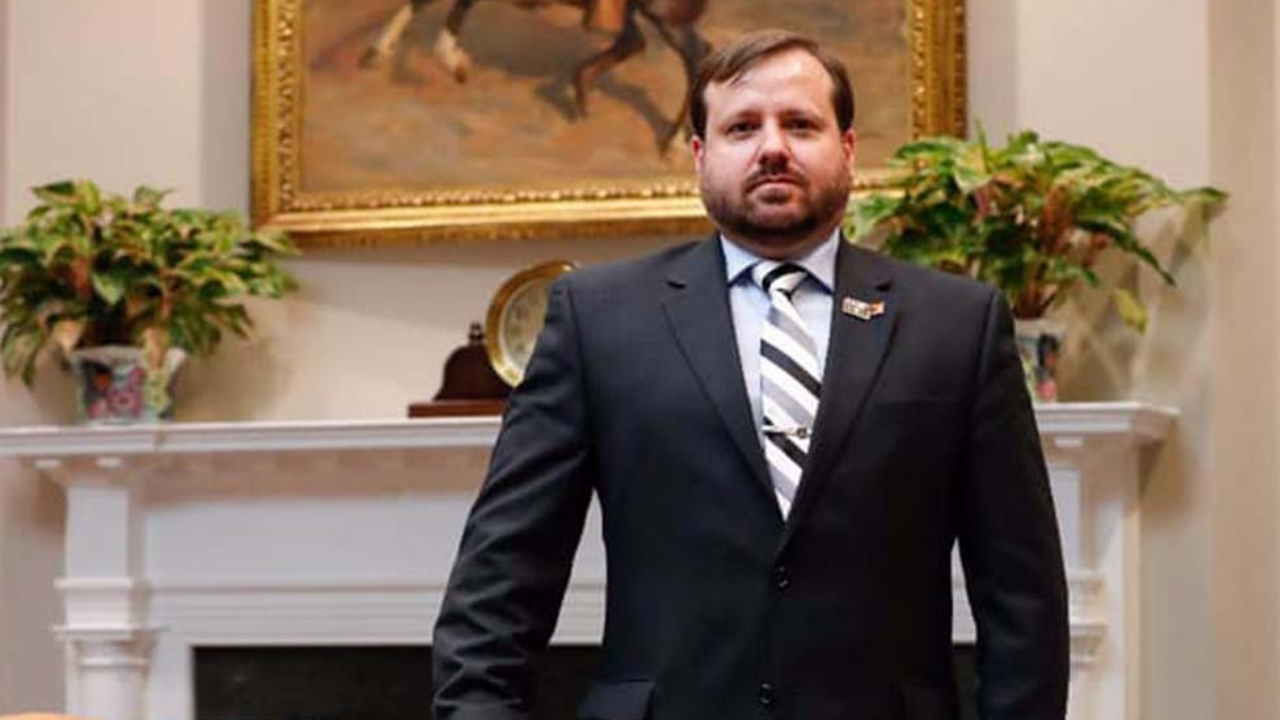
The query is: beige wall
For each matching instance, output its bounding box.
[2,0,1279,717]
[0,1,63,711]
[1,0,8,227]
[0,1,66,714]
[1273,3,1279,698]
[1208,0,1280,717]
[3,1,203,223]
[973,0,1211,182]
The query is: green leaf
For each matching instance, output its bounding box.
[0,246,40,265]
[75,180,102,216]
[845,193,901,239]
[245,230,300,255]
[1,322,44,385]
[29,181,77,206]
[90,271,127,305]
[1112,287,1149,332]
[893,137,963,162]
[133,185,171,208]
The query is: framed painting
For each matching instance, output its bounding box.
[252,0,966,245]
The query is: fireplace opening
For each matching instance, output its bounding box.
[195,645,600,720]
[195,645,977,720]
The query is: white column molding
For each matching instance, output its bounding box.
[1041,411,1162,720]
[43,455,158,719]
[56,577,152,629]
[55,626,159,720]
[0,404,1174,720]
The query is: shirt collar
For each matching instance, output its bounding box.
[721,228,840,293]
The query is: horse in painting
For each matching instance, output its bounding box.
[360,0,711,151]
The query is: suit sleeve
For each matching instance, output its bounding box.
[956,290,1070,720]
[432,279,595,720]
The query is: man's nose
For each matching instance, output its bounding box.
[756,123,791,170]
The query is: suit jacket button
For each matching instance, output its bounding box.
[773,566,790,590]
[758,682,775,708]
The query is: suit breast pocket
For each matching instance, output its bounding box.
[856,398,965,480]
[577,679,655,720]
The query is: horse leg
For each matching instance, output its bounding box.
[361,0,434,69]
[638,11,710,151]
[668,27,712,149]
[572,3,646,118]
[434,0,478,82]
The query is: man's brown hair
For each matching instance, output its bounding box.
[688,29,856,139]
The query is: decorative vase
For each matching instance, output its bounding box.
[68,345,187,424]
[1013,318,1065,403]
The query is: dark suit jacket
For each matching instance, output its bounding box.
[432,237,1069,720]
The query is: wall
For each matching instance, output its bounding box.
[1207,0,1280,716]
[0,0,68,714]
[1275,0,1280,698]
[2,0,1279,717]
[0,0,8,227]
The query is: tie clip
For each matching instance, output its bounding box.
[764,424,812,440]
[841,297,885,321]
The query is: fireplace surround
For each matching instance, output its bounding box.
[0,403,1173,720]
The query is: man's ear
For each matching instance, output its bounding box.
[691,135,705,175]
[842,128,858,166]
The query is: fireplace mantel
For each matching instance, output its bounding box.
[0,402,1174,720]
[0,403,1171,457]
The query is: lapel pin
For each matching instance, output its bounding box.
[841,297,886,321]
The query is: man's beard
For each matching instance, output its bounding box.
[701,171,851,247]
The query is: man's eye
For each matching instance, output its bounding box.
[726,122,756,135]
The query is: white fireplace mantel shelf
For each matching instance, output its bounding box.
[0,416,502,458]
[0,400,1171,460]
[0,401,1175,720]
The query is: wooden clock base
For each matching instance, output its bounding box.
[407,399,505,418]
[408,323,510,418]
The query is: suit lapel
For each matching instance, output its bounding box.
[661,239,775,502]
[777,241,900,554]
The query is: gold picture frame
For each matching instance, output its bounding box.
[252,0,966,247]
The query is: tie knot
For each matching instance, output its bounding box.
[753,261,807,296]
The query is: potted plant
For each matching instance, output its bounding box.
[847,129,1226,401]
[0,180,299,422]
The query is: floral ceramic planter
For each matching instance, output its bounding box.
[68,346,186,423]
[1013,319,1064,403]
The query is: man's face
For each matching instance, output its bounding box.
[691,49,857,258]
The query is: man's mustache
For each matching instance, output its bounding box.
[745,171,806,190]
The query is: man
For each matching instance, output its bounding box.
[433,30,1069,720]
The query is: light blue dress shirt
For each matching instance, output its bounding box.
[721,231,838,434]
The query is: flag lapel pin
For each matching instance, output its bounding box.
[841,297,886,321]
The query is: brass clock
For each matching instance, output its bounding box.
[484,260,577,387]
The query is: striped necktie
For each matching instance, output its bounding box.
[752,261,822,518]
